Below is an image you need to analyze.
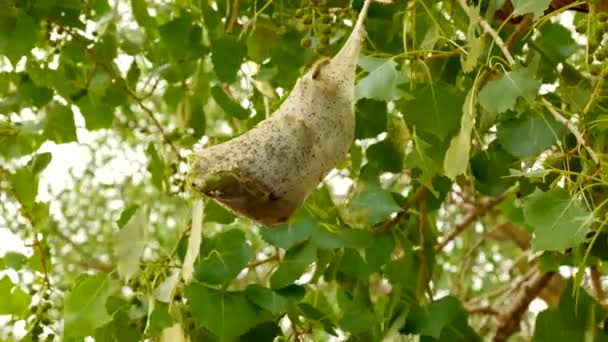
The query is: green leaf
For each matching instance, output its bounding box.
[93,32,118,61]
[298,302,338,335]
[399,83,465,141]
[478,67,541,115]
[337,289,380,334]
[0,14,40,65]
[130,0,156,30]
[367,114,408,173]
[405,133,446,190]
[3,252,28,270]
[210,85,250,120]
[9,167,38,206]
[470,141,517,196]
[211,36,247,83]
[261,211,317,249]
[534,23,579,61]
[512,0,552,19]
[114,206,147,280]
[246,284,288,315]
[185,284,258,339]
[462,36,484,73]
[497,114,565,158]
[385,251,420,300]
[188,97,206,139]
[523,188,591,251]
[304,185,342,223]
[159,16,196,60]
[347,166,402,226]
[27,152,52,176]
[64,274,113,339]
[241,322,282,341]
[43,103,77,144]
[76,93,115,130]
[94,308,141,342]
[145,143,166,191]
[355,58,406,101]
[116,204,139,229]
[18,78,52,108]
[148,302,174,335]
[402,296,480,341]
[195,229,253,285]
[270,241,317,289]
[444,88,476,179]
[533,280,607,341]
[354,99,388,139]
[311,226,372,249]
[204,199,236,224]
[339,248,371,280]
[364,232,395,271]
[126,61,140,90]
[0,276,30,317]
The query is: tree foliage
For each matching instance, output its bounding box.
[1,0,608,341]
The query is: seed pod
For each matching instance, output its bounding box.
[189,0,378,226]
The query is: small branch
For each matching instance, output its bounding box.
[417,190,430,298]
[436,192,510,251]
[97,62,184,163]
[373,186,427,233]
[248,253,280,268]
[466,305,500,316]
[492,270,556,342]
[65,29,185,164]
[542,98,600,165]
[0,167,50,285]
[226,0,240,33]
[456,0,516,65]
[591,266,605,303]
[31,233,50,286]
[505,14,534,53]
[425,50,462,60]
[49,226,113,272]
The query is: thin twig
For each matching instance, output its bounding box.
[96,62,185,163]
[65,29,185,164]
[226,0,240,33]
[48,226,113,272]
[590,265,605,303]
[456,0,516,65]
[0,167,51,285]
[492,269,556,342]
[436,192,510,251]
[466,305,501,316]
[373,186,427,233]
[505,14,534,52]
[542,98,600,165]
[248,253,280,268]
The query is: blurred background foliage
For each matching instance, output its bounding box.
[1,0,608,341]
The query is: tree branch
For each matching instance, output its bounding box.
[48,225,113,272]
[248,253,280,268]
[492,270,556,342]
[373,186,427,233]
[591,265,605,303]
[466,305,501,316]
[437,192,510,251]
[0,167,50,285]
[541,98,600,165]
[456,0,516,65]
[96,62,185,163]
[226,0,240,33]
[505,14,534,52]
